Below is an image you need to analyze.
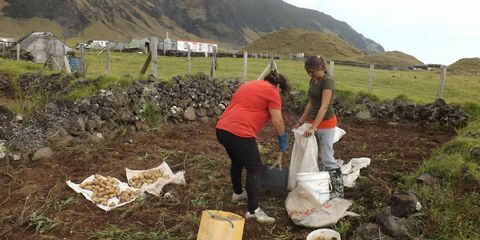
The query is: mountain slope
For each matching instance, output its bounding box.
[449,58,480,74]
[356,51,423,68]
[0,0,384,53]
[245,29,363,60]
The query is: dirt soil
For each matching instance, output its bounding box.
[0,113,456,240]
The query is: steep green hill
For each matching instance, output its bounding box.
[0,0,383,53]
[244,29,364,60]
[449,58,480,75]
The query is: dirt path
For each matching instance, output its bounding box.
[0,114,455,239]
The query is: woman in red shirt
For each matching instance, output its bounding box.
[216,71,289,223]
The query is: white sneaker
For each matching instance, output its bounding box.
[245,208,275,223]
[231,189,248,203]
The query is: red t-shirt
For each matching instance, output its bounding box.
[216,80,282,138]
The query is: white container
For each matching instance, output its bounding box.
[296,171,331,204]
[306,228,341,240]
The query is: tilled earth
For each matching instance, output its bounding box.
[0,113,455,239]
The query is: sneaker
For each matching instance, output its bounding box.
[245,208,275,223]
[231,189,248,203]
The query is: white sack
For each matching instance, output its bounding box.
[288,125,347,190]
[126,162,186,196]
[66,175,141,211]
[288,124,319,190]
[285,182,352,228]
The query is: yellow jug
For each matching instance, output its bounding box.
[197,210,245,240]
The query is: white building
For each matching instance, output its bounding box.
[85,40,110,50]
[175,39,218,54]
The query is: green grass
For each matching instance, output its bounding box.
[401,110,480,239]
[89,224,171,240]
[79,52,480,105]
[0,58,49,78]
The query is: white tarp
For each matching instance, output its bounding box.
[126,162,186,196]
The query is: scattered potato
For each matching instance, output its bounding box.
[129,169,167,188]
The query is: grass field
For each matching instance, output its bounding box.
[79,52,480,104]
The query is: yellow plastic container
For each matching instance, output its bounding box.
[197,210,245,240]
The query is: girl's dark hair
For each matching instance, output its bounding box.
[305,55,328,72]
[264,70,289,92]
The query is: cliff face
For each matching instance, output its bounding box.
[0,0,384,53]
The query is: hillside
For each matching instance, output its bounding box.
[244,29,363,60]
[449,58,480,75]
[0,0,384,53]
[355,51,423,68]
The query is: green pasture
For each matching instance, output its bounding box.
[81,52,480,104]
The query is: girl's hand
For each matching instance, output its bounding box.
[304,127,316,137]
[293,121,303,129]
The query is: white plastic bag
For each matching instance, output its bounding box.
[126,162,186,196]
[339,157,371,188]
[288,124,320,190]
[333,127,346,144]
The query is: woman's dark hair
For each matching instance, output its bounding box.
[305,55,328,72]
[264,70,289,92]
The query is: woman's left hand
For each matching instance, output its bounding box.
[304,127,316,137]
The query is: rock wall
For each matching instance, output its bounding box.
[0,72,469,153]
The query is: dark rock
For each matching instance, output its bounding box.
[416,173,438,186]
[390,191,421,218]
[377,208,413,239]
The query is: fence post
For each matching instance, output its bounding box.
[79,43,85,75]
[187,45,191,75]
[16,43,20,61]
[243,51,248,82]
[1,42,5,59]
[210,46,217,78]
[150,36,158,78]
[329,61,335,79]
[368,64,374,94]
[105,42,110,75]
[436,66,447,99]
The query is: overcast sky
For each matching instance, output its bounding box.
[283,0,480,65]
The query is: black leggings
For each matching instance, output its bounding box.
[216,129,261,213]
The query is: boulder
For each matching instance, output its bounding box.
[416,173,438,186]
[32,147,53,161]
[377,208,413,239]
[183,106,196,121]
[390,191,421,218]
[356,110,372,120]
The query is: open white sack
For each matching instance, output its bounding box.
[288,124,346,190]
[285,183,352,228]
[125,162,186,196]
[288,124,320,190]
[66,175,142,211]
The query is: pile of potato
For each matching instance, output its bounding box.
[79,175,140,206]
[129,169,166,188]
